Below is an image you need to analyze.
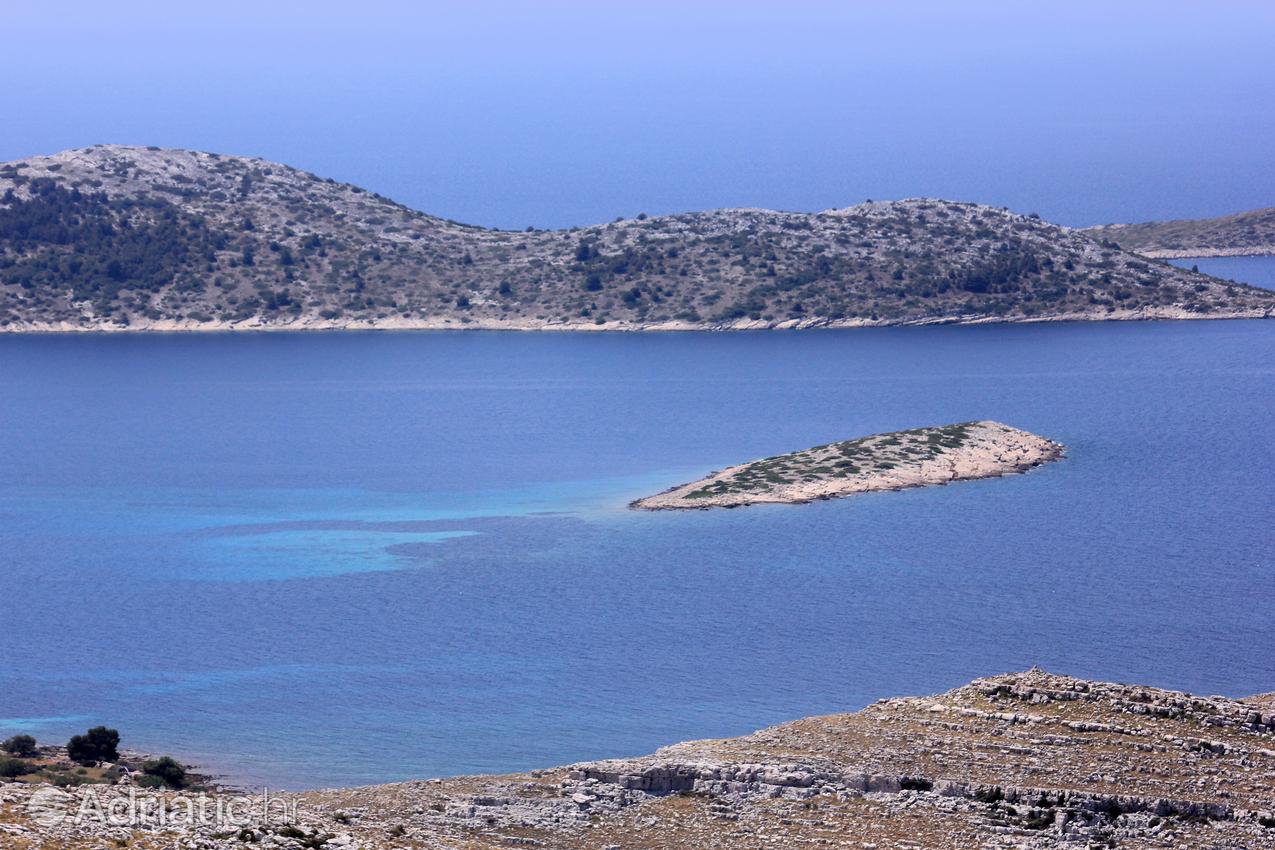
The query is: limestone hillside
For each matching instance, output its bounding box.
[1086,206,1275,259]
[4,670,1274,849]
[2,145,1273,331]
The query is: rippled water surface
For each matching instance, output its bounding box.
[1169,254,1275,291]
[1,321,1272,788]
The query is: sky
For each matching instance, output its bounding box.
[3,1,1274,230]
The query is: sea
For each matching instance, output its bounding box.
[1,259,1273,788]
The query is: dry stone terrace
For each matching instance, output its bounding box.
[3,670,1273,848]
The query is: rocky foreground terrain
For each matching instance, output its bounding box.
[3,670,1273,849]
[2,145,1273,331]
[1087,207,1275,259]
[632,421,1062,510]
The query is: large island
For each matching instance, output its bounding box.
[632,420,1063,510]
[2,145,1273,332]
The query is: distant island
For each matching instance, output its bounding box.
[632,421,1062,510]
[0,145,1272,332]
[1086,206,1275,259]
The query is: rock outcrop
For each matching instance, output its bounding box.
[3,670,1273,848]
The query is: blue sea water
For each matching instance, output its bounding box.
[1,320,1273,790]
[1170,255,1275,292]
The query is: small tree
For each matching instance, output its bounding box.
[2,735,38,758]
[65,735,93,764]
[141,756,188,790]
[66,726,120,765]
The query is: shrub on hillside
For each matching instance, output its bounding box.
[140,756,188,790]
[66,726,120,765]
[0,757,29,778]
[2,734,38,758]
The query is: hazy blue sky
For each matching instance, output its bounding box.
[4,1,1273,229]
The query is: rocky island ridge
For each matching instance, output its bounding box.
[3,145,1273,332]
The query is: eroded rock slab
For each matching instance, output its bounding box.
[6,670,1273,848]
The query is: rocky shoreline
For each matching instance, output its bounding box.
[1132,247,1275,260]
[632,421,1063,510]
[0,304,1271,334]
[3,670,1273,849]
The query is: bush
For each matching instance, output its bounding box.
[50,772,89,787]
[0,757,29,778]
[2,734,37,758]
[66,726,120,765]
[141,756,188,790]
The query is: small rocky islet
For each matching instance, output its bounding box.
[632,420,1063,510]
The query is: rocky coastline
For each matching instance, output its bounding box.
[3,670,1274,849]
[1,305,1271,335]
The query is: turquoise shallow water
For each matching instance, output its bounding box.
[1,320,1272,789]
